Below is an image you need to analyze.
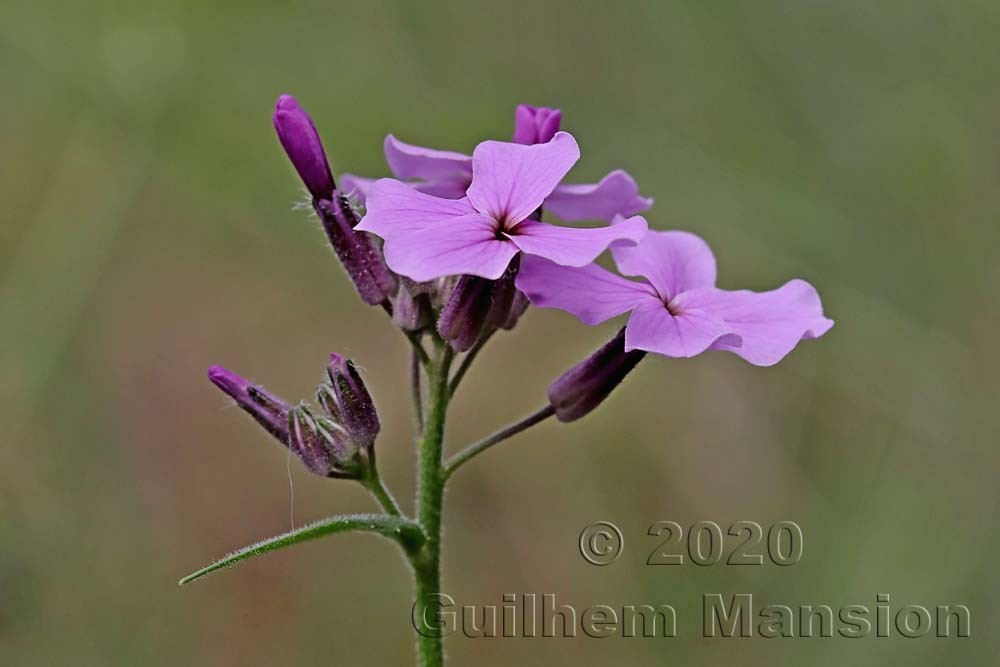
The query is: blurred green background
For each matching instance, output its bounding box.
[2,1,997,665]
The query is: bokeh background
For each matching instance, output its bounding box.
[2,1,998,665]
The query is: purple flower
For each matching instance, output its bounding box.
[356,133,648,282]
[516,228,834,366]
[340,105,651,223]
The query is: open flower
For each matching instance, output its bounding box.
[341,104,651,223]
[516,228,833,366]
[356,133,648,282]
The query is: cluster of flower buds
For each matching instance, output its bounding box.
[207,354,380,480]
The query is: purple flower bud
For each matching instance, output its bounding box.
[273,95,336,200]
[288,405,363,478]
[437,256,527,350]
[315,193,398,306]
[391,278,434,332]
[208,365,290,442]
[547,328,646,422]
[485,255,521,329]
[513,104,562,145]
[318,353,380,449]
[436,275,493,352]
[500,291,531,330]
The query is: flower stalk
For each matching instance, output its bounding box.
[411,338,453,666]
[443,404,555,480]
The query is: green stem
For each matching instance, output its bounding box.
[364,464,403,518]
[411,348,425,433]
[448,327,496,395]
[412,341,452,667]
[443,404,556,480]
[405,330,431,367]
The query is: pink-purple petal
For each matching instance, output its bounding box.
[624,301,738,359]
[611,230,717,301]
[343,173,472,204]
[414,179,473,200]
[675,280,834,366]
[381,213,518,282]
[384,134,473,182]
[338,173,376,203]
[516,256,656,325]
[356,178,476,238]
[544,170,653,222]
[506,215,648,267]
[466,132,580,225]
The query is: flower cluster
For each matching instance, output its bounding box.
[209,95,832,477]
[194,98,834,667]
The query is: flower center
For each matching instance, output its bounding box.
[664,296,682,316]
[495,215,522,237]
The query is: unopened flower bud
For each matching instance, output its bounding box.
[547,328,646,422]
[436,275,493,352]
[208,365,290,442]
[318,353,380,449]
[500,291,531,330]
[273,94,335,200]
[288,405,364,478]
[391,278,434,332]
[273,96,397,306]
[315,193,398,306]
[513,104,562,145]
[485,255,521,329]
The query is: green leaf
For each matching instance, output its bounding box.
[179,513,424,585]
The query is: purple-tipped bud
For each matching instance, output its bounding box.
[318,353,380,449]
[273,95,336,200]
[288,405,363,478]
[208,365,290,442]
[513,104,562,145]
[315,193,398,305]
[547,328,646,422]
[274,96,396,305]
[437,275,493,351]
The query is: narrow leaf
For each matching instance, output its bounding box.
[179,513,424,585]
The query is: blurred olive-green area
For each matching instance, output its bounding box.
[2,1,998,665]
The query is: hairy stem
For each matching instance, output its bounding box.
[443,404,556,480]
[448,327,496,395]
[412,341,452,667]
[364,465,403,518]
[405,330,431,367]
[411,348,425,433]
